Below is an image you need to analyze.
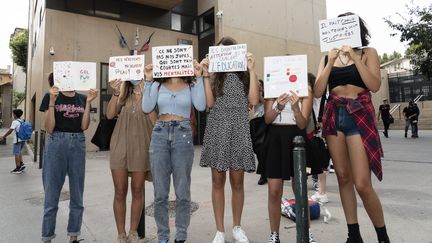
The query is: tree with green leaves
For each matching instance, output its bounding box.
[9,29,28,73]
[379,51,402,64]
[385,3,432,77]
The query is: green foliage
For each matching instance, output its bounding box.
[12,90,25,109]
[385,3,432,77]
[9,29,28,73]
[379,51,403,64]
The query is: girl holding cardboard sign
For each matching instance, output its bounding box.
[106,79,156,243]
[200,36,260,243]
[314,13,390,243]
[142,59,206,243]
[40,86,98,243]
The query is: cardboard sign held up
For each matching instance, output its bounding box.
[54,61,96,91]
[208,44,247,73]
[152,45,194,78]
[319,15,362,52]
[264,55,308,98]
[108,55,144,81]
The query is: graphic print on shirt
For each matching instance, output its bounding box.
[55,104,85,118]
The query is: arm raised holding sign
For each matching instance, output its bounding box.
[247,52,259,106]
[81,89,99,131]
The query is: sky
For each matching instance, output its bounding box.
[0,0,430,70]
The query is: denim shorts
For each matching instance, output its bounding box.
[336,106,360,136]
[13,141,25,155]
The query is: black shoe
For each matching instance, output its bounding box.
[174,240,185,243]
[10,167,23,174]
[268,232,280,243]
[378,239,390,243]
[19,162,25,171]
[71,239,84,243]
[346,237,364,243]
[258,175,267,185]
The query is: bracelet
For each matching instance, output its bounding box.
[276,103,285,111]
[203,75,210,78]
[274,106,282,113]
[49,105,55,108]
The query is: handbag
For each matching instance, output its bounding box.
[249,116,267,154]
[91,117,117,151]
[306,109,330,174]
[388,115,394,124]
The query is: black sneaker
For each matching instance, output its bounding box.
[174,240,185,243]
[11,167,23,174]
[346,237,364,243]
[268,232,280,243]
[258,175,267,185]
[19,162,25,171]
[71,239,84,243]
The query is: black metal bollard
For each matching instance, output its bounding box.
[34,131,38,162]
[39,131,45,169]
[293,136,309,243]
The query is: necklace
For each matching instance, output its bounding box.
[131,93,142,113]
[338,55,350,66]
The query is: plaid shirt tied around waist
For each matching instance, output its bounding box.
[322,90,384,181]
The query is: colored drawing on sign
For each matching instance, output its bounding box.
[152,45,194,78]
[54,62,96,91]
[263,55,308,98]
[208,44,247,73]
[108,55,145,81]
[319,15,362,52]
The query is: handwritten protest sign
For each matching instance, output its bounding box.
[264,55,308,98]
[108,55,144,81]
[54,61,96,91]
[152,45,194,78]
[319,15,362,52]
[208,44,247,72]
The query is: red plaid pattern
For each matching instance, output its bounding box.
[322,90,384,181]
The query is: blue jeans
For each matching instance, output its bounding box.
[149,120,194,241]
[41,132,86,242]
[335,106,360,136]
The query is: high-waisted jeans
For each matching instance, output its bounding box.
[149,120,194,241]
[41,132,86,242]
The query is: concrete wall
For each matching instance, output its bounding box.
[28,9,198,151]
[12,64,26,93]
[217,0,326,78]
[0,83,13,127]
[372,69,390,113]
[198,0,216,15]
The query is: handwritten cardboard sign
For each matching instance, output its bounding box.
[264,55,308,98]
[319,15,362,52]
[152,45,194,78]
[208,44,247,72]
[53,61,96,91]
[108,55,144,81]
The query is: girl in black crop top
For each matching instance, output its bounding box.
[313,12,390,243]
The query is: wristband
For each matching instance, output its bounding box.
[49,105,55,108]
[274,106,282,113]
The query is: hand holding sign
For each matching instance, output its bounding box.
[193,59,203,77]
[247,52,256,71]
[86,89,99,103]
[109,79,121,95]
[144,64,153,81]
[49,86,59,103]
[340,45,361,62]
[328,48,340,64]
[200,58,209,76]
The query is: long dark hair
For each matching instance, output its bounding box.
[211,36,250,97]
[338,12,370,47]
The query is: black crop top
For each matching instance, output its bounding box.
[326,56,368,91]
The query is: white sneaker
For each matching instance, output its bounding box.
[232,226,249,243]
[309,231,317,243]
[311,192,329,204]
[212,231,225,243]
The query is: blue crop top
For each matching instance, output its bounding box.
[142,76,206,118]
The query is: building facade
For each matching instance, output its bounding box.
[0,69,13,127]
[27,0,326,150]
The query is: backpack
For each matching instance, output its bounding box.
[16,120,33,141]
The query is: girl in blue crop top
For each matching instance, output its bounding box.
[142,59,206,243]
[314,12,390,243]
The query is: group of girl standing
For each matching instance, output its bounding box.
[40,12,390,243]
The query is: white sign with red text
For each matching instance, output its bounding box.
[108,55,144,81]
[152,45,194,78]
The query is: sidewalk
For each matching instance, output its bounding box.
[0,128,431,242]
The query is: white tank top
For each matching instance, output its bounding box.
[272,101,301,125]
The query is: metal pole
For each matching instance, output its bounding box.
[293,136,309,243]
[39,131,45,169]
[33,131,38,162]
[137,189,145,239]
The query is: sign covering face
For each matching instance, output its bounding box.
[208,44,247,73]
[108,55,144,81]
[152,45,194,78]
[54,61,96,91]
[319,15,362,52]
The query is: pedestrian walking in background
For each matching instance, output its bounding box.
[402,104,411,138]
[407,101,420,138]
[0,109,27,174]
[143,60,206,243]
[200,36,259,243]
[378,99,392,138]
[39,85,98,243]
[106,78,156,243]
[314,12,390,243]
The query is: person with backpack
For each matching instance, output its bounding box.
[1,109,31,174]
[142,59,206,243]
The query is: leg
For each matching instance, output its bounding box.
[67,135,86,240]
[150,136,172,241]
[41,134,68,242]
[318,171,327,195]
[267,178,283,233]
[383,122,389,137]
[327,133,358,224]
[404,120,409,137]
[111,169,129,235]
[229,170,245,227]
[130,172,146,231]
[171,129,194,241]
[346,135,386,227]
[212,169,226,232]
